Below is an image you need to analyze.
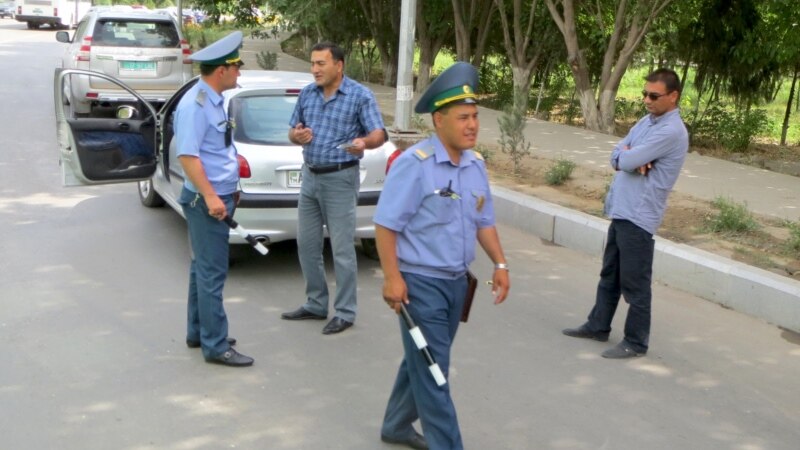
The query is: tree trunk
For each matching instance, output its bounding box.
[780,64,798,146]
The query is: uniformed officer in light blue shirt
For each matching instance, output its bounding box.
[374,62,511,450]
[174,31,253,367]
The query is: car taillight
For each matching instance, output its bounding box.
[237,154,251,178]
[76,36,91,62]
[385,149,402,174]
[181,39,191,64]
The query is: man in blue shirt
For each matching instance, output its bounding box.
[175,31,253,367]
[563,68,689,359]
[375,62,510,450]
[281,42,386,335]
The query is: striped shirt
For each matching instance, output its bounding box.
[289,76,384,165]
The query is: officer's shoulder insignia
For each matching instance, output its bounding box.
[471,150,485,161]
[413,148,431,161]
[195,89,206,106]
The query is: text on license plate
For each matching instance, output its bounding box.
[288,170,302,187]
[120,61,156,71]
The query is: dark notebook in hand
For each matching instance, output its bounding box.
[461,271,478,322]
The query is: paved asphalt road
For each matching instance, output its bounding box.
[1,21,799,450]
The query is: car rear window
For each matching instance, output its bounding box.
[231,95,298,146]
[92,19,180,48]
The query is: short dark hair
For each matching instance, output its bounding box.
[199,64,219,76]
[645,68,681,94]
[310,41,345,64]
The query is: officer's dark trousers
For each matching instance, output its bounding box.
[586,219,654,353]
[382,272,467,450]
[180,187,235,359]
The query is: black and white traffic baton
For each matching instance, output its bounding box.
[223,216,269,255]
[399,303,447,386]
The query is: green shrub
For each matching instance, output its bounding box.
[256,50,278,70]
[545,158,576,185]
[692,105,771,152]
[786,221,800,253]
[706,196,759,233]
[497,88,532,175]
[475,143,493,164]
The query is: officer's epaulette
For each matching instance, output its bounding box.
[413,148,433,161]
[195,89,207,106]
[471,149,485,161]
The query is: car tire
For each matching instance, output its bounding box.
[138,179,165,207]
[360,238,379,260]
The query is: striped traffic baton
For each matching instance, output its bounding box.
[399,303,447,386]
[223,216,269,255]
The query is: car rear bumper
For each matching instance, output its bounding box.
[229,191,381,245]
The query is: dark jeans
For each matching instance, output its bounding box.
[586,219,654,353]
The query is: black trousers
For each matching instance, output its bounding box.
[587,219,654,353]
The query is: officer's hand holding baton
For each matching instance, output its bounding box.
[383,276,446,387]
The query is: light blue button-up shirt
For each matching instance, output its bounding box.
[605,108,689,235]
[374,134,495,279]
[175,79,239,195]
[289,76,384,165]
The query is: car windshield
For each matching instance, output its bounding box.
[230,95,297,146]
[92,19,179,48]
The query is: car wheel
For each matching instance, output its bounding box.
[138,179,165,207]
[360,238,379,260]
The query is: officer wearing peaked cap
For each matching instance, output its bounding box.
[374,62,510,449]
[174,31,253,367]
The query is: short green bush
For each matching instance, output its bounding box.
[786,221,800,253]
[545,158,576,185]
[256,50,278,70]
[692,104,771,153]
[706,196,759,233]
[474,143,493,163]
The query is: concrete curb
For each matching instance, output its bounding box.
[492,186,800,333]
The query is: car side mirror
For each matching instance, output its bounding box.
[55,31,72,43]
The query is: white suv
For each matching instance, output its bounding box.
[56,7,192,115]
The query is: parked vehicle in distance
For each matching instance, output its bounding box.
[55,7,192,115]
[0,2,15,19]
[15,0,92,29]
[53,69,394,254]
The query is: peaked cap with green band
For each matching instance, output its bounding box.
[414,61,479,113]
[189,31,244,66]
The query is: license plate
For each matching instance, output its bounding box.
[288,170,302,187]
[120,61,156,71]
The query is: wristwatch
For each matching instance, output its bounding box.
[494,263,509,271]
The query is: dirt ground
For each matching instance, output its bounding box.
[485,147,800,282]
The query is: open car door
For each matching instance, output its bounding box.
[54,68,161,186]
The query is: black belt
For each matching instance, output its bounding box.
[306,160,359,174]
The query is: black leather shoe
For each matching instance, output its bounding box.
[562,324,610,342]
[601,341,645,359]
[186,337,236,348]
[381,431,428,449]
[322,317,353,335]
[205,348,254,367]
[281,306,327,321]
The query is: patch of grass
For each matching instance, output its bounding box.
[705,196,759,233]
[545,158,577,185]
[786,221,800,253]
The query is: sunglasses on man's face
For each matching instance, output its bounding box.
[642,90,671,101]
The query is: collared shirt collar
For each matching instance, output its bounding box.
[648,107,680,125]
[313,75,353,98]
[197,79,224,107]
[430,133,477,167]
